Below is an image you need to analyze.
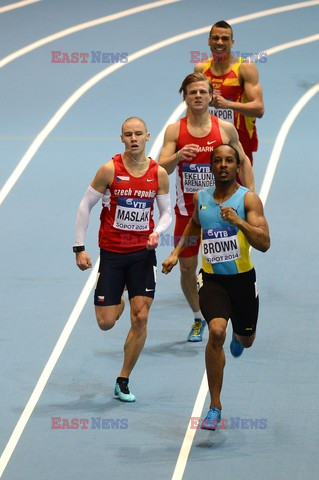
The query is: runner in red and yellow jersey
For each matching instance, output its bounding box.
[195,20,264,165]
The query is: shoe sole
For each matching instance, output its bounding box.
[188,337,203,342]
[114,386,136,402]
[201,422,219,431]
[117,395,136,403]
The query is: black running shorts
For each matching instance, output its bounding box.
[198,268,259,336]
[94,248,157,306]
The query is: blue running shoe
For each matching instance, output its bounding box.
[187,319,206,342]
[201,407,221,430]
[230,332,244,358]
[114,378,136,402]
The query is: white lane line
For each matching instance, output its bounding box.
[0,0,40,14]
[171,85,319,480]
[265,33,319,56]
[171,83,319,480]
[0,0,181,68]
[259,83,319,205]
[149,102,186,159]
[0,5,318,207]
[226,0,319,26]
[151,34,319,161]
[0,0,318,68]
[0,6,318,477]
[1,24,318,210]
[0,262,99,478]
[172,374,208,476]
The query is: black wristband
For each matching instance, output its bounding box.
[73,245,85,253]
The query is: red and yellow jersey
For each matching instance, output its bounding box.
[99,154,159,253]
[202,58,258,153]
[175,115,223,217]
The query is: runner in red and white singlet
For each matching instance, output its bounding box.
[175,115,222,217]
[73,117,171,402]
[99,153,159,253]
[159,72,254,342]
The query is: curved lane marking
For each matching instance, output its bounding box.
[0,9,318,477]
[171,83,319,480]
[0,0,40,14]
[0,0,181,68]
[1,25,319,205]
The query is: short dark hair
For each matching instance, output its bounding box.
[210,20,233,39]
[211,144,240,166]
[179,72,213,98]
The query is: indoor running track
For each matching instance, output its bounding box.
[0,0,318,479]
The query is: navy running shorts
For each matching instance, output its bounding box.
[94,248,157,306]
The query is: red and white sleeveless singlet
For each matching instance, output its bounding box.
[175,116,223,216]
[99,154,159,253]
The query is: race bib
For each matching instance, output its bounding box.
[182,164,214,194]
[209,105,234,124]
[114,197,152,231]
[202,226,241,264]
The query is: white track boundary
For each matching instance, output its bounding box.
[0,0,40,14]
[0,261,99,477]
[1,47,317,480]
[0,7,318,479]
[259,83,319,205]
[1,6,319,207]
[171,84,319,480]
[0,0,181,68]
[0,0,318,68]
[150,33,319,159]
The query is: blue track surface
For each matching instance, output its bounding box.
[0,0,318,478]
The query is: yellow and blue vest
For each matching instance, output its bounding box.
[198,186,253,275]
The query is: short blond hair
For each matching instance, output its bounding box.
[121,116,147,133]
[179,72,213,98]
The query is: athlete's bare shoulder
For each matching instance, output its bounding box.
[91,158,115,192]
[216,117,237,140]
[164,119,181,141]
[194,62,206,72]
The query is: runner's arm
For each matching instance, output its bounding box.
[74,161,114,270]
[211,63,264,118]
[147,167,172,249]
[162,193,201,273]
[222,121,255,191]
[222,192,270,252]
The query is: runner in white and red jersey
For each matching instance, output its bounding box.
[159,72,254,343]
[175,115,222,217]
[99,152,159,253]
[73,117,171,403]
